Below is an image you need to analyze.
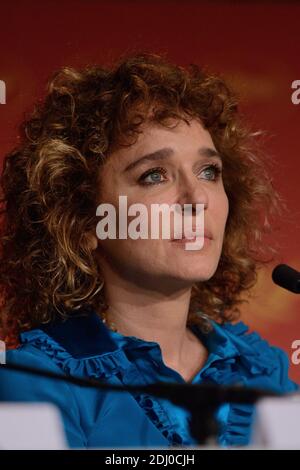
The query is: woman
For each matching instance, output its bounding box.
[0,52,298,448]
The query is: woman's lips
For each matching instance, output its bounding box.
[171,230,213,242]
[171,235,212,245]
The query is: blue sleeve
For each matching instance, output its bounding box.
[0,347,87,448]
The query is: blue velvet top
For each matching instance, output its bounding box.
[0,309,298,448]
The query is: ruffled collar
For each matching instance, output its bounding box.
[19,309,277,377]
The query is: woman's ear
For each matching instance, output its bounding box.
[85,231,98,251]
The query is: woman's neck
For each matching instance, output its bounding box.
[101,274,200,372]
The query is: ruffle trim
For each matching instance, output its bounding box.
[20,329,133,380]
[132,392,188,446]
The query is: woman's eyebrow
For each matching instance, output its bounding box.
[123,146,222,173]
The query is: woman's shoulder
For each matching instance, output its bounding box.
[217,319,289,362]
[209,319,299,393]
[10,316,134,382]
[0,336,91,448]
[3,335,67,374]
[0,338,82,414]
[0,328,76,383]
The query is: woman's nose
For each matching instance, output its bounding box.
[176,174,209,213]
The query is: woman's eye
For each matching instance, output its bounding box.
[199,164,222,181]
[138,164,222,186]
[138,167,168,186]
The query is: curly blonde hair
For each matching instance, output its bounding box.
[0,51,284,343]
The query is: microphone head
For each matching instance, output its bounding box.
[272,264,300,294]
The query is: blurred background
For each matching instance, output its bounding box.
[0,0,299,380]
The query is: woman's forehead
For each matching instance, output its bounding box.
[109,118,212,164]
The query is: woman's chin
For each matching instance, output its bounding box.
[166,266,217,286]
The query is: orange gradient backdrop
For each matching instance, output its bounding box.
[0,1,299,381]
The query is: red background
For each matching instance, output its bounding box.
[0,1,300,380]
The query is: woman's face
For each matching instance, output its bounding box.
[95,118,229,292]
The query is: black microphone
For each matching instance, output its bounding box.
[272,264,300,294]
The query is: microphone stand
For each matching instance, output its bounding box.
[1,361,280,445]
